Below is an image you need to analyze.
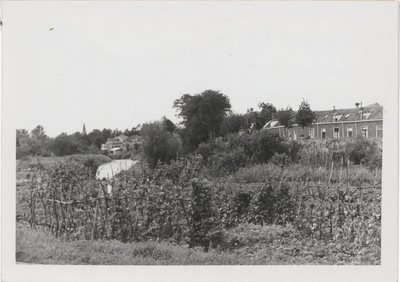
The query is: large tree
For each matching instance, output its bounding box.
[244,102,277,131]
[49,133,79,156]
[173,90,231,150]
[276,107,295,129]
[220,113,247,135]
[162,116,176,134]
[28,125,51,156]
[295,99,316,129]
[258,102,277,123]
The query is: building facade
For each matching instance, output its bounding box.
[101,134,130,154]
[263,103,383,140]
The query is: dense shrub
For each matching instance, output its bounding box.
[140,121,183,168]
[243,131,286,163]
[208,148,248,175]
[346,136,382,168]
[196,142,225,161]
[197,131,287,175]
[284,141,303,163]
[269,153,291,168]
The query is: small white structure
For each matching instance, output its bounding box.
[96,159,138,180]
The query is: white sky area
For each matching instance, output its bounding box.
[3,1,398,137]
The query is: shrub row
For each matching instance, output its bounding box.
[196,134,382,176]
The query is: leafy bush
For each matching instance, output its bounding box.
[284,141,303,163]
[208,148,248,175]
[244,131,286,163]
[269,153,291,168]
[346,136,382,168]
[196,142,225,161]
[140,121,183,168]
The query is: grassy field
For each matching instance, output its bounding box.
[16,221,377,265]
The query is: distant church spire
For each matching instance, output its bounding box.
[82,123,87,135]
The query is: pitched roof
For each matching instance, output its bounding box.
[263,104,383,129]
[116,134,129,139]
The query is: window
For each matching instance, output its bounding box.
[333,115,343,122]
[345,113,350,118]
[333,127,340,138]
[362,112,372,120]
[321,128,326,139]
[293,130,297,140]
[309,128,315,139]
[362,126,368,137]
[347,127,353,137]
[376,125,383,137]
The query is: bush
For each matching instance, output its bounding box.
[140,121,183,168]
[196,142,225,161]
[244,131,286,163]
[346,136,382,168]
[208,148,248,175]
[284,141,303,163]
[269,153,291,168]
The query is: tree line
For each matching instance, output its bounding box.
[17,90,316,165]
[16,126,141,159]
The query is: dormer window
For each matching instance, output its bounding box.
[345,113,350,118]
[362,112,371,119]
[333,114,342,122]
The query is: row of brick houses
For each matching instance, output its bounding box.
[263,103,383,140]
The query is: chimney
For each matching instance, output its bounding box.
[250,108,253,112]
[333,105,335,111]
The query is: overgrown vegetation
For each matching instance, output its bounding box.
[18,136,381,265]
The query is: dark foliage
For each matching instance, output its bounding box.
[173,90,231,150]
[140,121,183,169]
[276,107,295,128]
[346,136,382,168]
[295,99,316,129]
[220,113,247,135]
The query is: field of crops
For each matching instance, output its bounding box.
[16,144,381,265]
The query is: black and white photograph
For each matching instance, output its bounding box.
[2,1,398,281]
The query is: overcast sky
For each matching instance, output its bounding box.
[4,1,398,137]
